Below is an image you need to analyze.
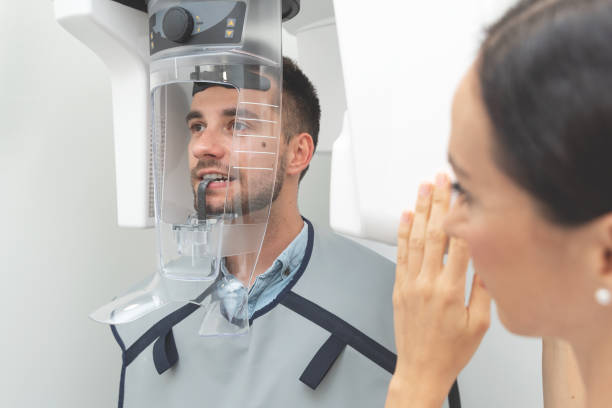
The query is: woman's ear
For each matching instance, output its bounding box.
[285,132,315,178]
[594,213,612,286]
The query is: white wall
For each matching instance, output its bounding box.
[295,1,543,407]
[0,2,156,407]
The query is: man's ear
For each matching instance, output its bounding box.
[285,132,315,178]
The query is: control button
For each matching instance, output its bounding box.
[162,7,194,43]
[227,18,236,27]
[225,29,235,38]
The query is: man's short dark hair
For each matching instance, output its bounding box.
[281,57,321,181]
[191,58,320,181]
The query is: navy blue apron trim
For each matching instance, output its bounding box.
[110,282,220,408]
[110,325,127,408]
[249,217,314,325]
[121,279,220,368]
[281,291,462,408]
[123,303,199,367]
[299,333,347,390]
[449,380,462,408]
[281,290,397,372]
[112,324,127,351]
[153,328,179,375]
[110,285,216,408]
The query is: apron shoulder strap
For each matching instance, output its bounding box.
[281,291,462,408]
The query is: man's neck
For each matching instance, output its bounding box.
[254,206,304,280]
[226,184,304,287]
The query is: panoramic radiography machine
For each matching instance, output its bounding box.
[53,1,543,406]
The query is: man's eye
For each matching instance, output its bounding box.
[190,123,205,133]
[233,121,249,131]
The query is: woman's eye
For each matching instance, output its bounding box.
[451,182,472,204]
[451,182,464,195]
[190,123,205,133]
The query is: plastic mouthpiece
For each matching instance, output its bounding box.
[197,175,216,220]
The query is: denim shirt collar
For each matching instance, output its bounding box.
[220,222,309,318]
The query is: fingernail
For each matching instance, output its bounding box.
[419,184,432,197]
[401,211,413,223]
[436,173,448,187]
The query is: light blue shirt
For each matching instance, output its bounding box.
[221,222,309,319]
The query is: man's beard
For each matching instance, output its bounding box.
[191,156,286,217]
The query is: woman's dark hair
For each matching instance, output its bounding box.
[479,0,612,225]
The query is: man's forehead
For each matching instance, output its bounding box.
[192,85,237,102]
[190,89,278,120]
[189,87,236,115]
[193,82,277,103]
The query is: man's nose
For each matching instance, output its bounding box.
[190,129,227,160]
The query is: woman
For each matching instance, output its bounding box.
[386,0,612,407]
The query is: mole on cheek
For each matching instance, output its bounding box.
[261,142,267,148]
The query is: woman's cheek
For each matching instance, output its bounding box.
[462,225,499,280]
[442,204,469,239]
[468,218,528,292]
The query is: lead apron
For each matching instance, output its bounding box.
[111,219,461,408]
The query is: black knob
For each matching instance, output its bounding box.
[162,7,194,43]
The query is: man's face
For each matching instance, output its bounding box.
[186,85,284,218]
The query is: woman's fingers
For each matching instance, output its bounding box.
[421,174,452,279]
[390,175,485,408]
[445,237,471,288]
[405,183,433,279]
[395,211,414,286]
[467,274,491,336]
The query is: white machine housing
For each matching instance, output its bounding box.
[54,0,517,242]
[329,0,517,244]
[55,0,152,227]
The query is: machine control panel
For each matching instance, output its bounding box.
[149,1,246,54]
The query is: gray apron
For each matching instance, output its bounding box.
[111,219,461,407]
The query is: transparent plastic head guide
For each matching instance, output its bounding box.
[91,0,283,337]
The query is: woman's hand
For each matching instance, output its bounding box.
[385,175,491,408]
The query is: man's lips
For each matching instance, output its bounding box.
[207,180,231,189]
[196,169,231,179]
[193,169,234,191]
